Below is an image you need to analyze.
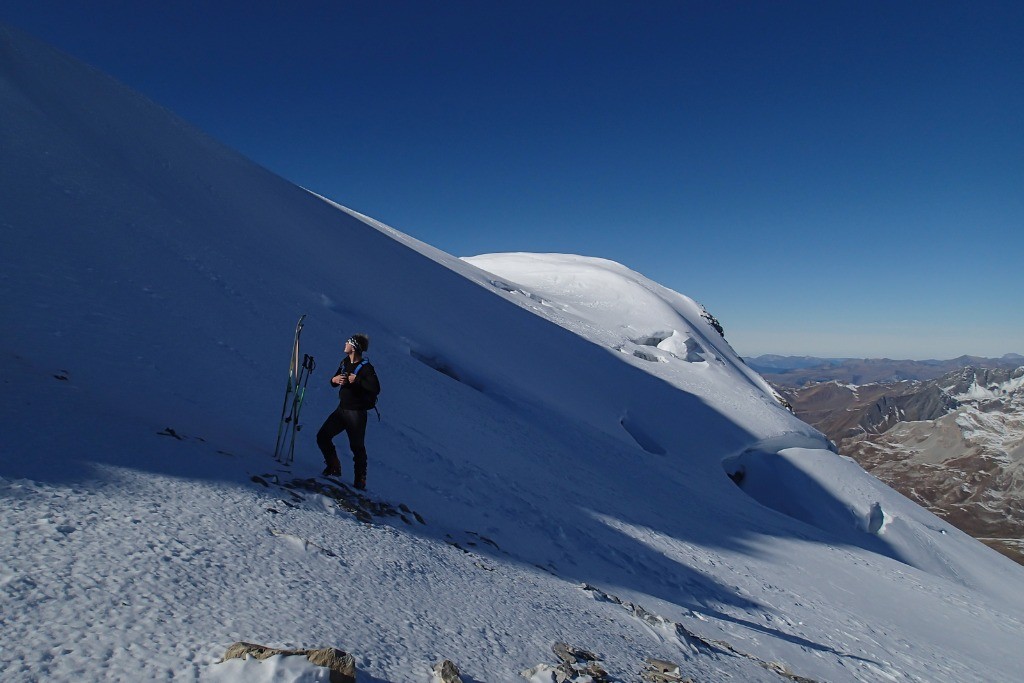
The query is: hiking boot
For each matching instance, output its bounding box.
[322,465,341,477]
[354,475,366,491]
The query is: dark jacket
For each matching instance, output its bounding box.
[333,357,380,411]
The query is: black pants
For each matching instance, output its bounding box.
[316,409,368,479]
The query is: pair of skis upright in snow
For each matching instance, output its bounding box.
[274,314,315,466]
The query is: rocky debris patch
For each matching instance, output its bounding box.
[443,533,501,572]
[432,658,464,682]
[255,472,503,574]
[581,584,819,683]
[251,473,428,526]
[700,307,725,338]
[640,658,691,682]
[521,641,611,682]
[221,641,356,683]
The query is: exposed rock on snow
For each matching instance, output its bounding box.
[640,658,690,683]
[521,642,610,682]
[432,659,464,683]
[276,476,428,526]
[220,642,355,683]
[580,584,820,682]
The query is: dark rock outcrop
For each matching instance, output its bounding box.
[433,659,463,683]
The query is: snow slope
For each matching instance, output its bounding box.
[3,24,1024,682]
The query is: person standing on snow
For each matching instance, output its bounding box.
[316,334,380,489]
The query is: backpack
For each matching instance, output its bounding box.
[350,358,381,418]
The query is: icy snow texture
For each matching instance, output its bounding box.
[2,23,1024,683]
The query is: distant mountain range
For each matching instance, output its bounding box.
[774,363,1024,564]
[750,353,1024,387]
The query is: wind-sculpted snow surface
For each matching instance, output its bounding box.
[3,23,1024,682]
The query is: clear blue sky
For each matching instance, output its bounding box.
[3,1,1022,360]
